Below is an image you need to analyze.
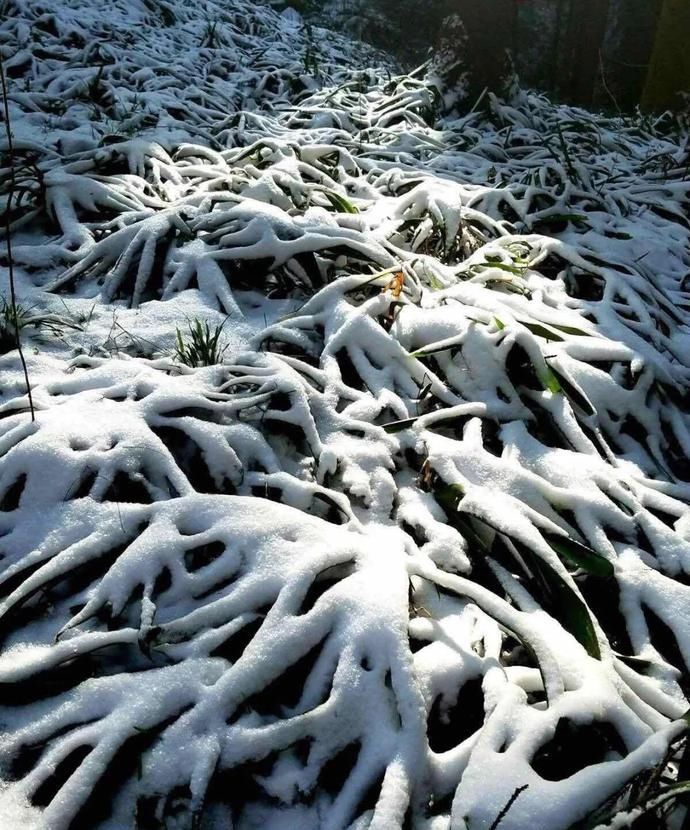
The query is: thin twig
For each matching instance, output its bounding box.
[1,56,36,421]
[489,784,529,830]
[469,85,489,115]
[598,49,621,117]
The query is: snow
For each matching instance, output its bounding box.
[0,0,689,827]
[0,781,45,830]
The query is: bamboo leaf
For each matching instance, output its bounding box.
[613,652,655,674]
[324,191,359,214]
[541,213,587,224]
[383,416,419,433]
[521,321,565,342]
[515,540,601,659]
[544,532,614,578]
[547,322,592,337]
[433,481,466,514]
[474,261,524,275]
[411,335,464,357]
[537,364,562,394]
[548,366,595,415]
[433,482,601,659]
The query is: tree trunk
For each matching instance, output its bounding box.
[641,0,690,111]
[555,0,611,106]
[454,0,514,100]
[596,0,662,111]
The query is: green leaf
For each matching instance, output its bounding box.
[521,321,565,342]
[543,213,587,224]
[324,191,359,214]
[474,260,524,275]
[537,364,562,394]
[613,652,655,674]
[411,336,464,358]
[433,482,601,659]
[548,366,595,415]
[433,483,500,558]
[515,540,601,659]
[384,408,474,433]
[233,143,265,163]
[433,481,466,513]
[382,416,419,433]
[494,316,505,330]
[607,492,635,517]
[544,532,614,578]
[547,322,592,337]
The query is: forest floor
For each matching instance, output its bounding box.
[1,1,690,828]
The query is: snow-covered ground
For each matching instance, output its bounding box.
[1,1,690,828]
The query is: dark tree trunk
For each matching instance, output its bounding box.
[554,0,611,106]
[596,0,662,111]
[641,0,690,111]
[454,0,514,100]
